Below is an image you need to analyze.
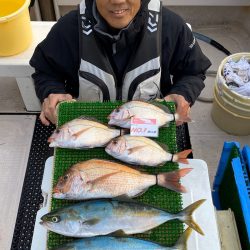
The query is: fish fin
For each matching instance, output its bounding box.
[86,171,121,188]
[82,218,100,226]
[132,188,149,197]
[174,227,193,250]
[174,149,192,164]
[78,116,102,123]
[149,101,171,114]
[109,229,128,237]
[120,128,130,136]
[112,195,143,204]
[127,146,146,155]
[113,195,134,201]
[162,122,171,128]
[153,141,169,152]
[157,168,193,193]
[72,127,92,138]
[141,229,153,235]
[177,199,206,235]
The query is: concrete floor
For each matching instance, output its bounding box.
[188,24,250,184]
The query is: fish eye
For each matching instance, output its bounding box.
[52,216,60,223]
[55,129,60,134]
[63,174,69,181]
[113,140,118,145]
[115,108,120,113]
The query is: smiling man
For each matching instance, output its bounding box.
[96,0,141,29]
[30,0,211,126]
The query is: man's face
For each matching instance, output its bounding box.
[96,0,141,29]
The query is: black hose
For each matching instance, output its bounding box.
[193,32,231,56]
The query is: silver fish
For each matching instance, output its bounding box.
[105,135,192,166]
[108,101,191,128]
[52,159,192,199]
[52,227,193,250]
[40,199,205,237]
[48,116,121,148]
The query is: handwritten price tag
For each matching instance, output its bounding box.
[130,117,159,137]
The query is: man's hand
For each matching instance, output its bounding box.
[164,94,191,126]
[40,93,73,126]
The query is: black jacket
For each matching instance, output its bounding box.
[30,5,211,104]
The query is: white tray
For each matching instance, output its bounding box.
[31,157,221,250]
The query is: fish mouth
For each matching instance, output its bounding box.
[49,141,57,148]
[53,187,60,194]
[53,188,65,199]
[105,147,111,154]
[107,114,113,120]
[47,137,54,143]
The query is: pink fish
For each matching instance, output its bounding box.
[105,135,192,166]
[53,159,193,200]
[108,100,191,128]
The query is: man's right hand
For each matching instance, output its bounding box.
[40,93,73,126]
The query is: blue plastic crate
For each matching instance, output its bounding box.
[212,142,250,250]
[212,141,241,209]
[232,157,250,248]
[243,145,250,175]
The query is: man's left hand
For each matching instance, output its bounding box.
[164,94,191,126]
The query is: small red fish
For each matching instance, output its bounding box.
[105,135,192,166]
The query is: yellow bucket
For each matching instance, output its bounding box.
[211,53,250,135]
[0,0,32,56]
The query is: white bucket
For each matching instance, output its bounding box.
[211,52,250,135]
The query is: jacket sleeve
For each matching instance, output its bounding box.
[29,10,79,103]
[162,9,211,105]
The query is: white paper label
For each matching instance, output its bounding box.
[130,117,159,137]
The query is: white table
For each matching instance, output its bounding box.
[31,157,221,250]
[0,21,55,111]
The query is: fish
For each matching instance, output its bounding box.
[48,116,122,148]
[105,135,192,166]
[40,199,205,237]
[108,100,191,128]
[51,227,193,250]
[53,159,193,200]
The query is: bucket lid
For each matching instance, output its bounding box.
[0,0,31,23]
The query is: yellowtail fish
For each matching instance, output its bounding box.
[40,199,205,237]
[108,101,191,128]
[105,135,192,166]
[53,159,192,199]
[48,116,122,148]
[52,227,193,250]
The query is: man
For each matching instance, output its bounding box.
[30,0,211,126]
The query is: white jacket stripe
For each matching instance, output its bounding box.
[122,57,161,100]
[80,59,116,100]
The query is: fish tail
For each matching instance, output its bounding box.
[174,227,193,250]
[157,168,193,193]
[174,113,192,123]
[120,128,130,136]
[177,199,206,235]
[174,149,192,164]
